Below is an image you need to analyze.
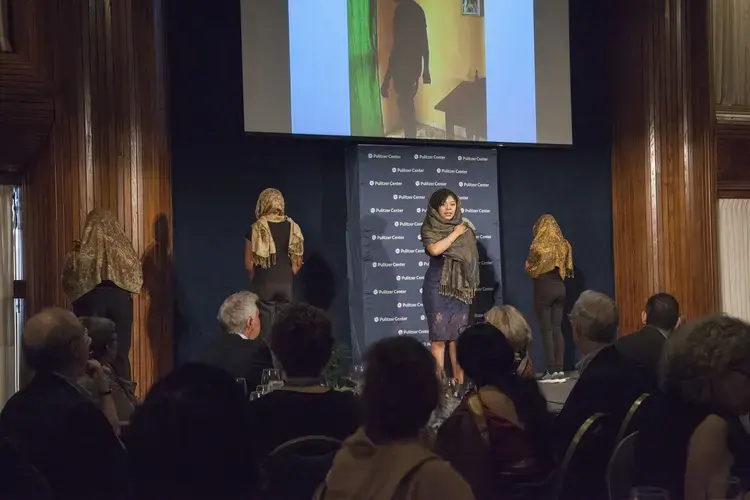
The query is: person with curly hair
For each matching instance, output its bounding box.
[632,315,750,500]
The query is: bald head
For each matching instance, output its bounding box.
[23,308,87,372]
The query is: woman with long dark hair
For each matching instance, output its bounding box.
[435,323,554,499]
[62,210,142,381]
[525,214,573,380]
[420,188,479,387]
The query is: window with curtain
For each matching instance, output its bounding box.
[718,199,750,323]
[348,0,384,136]
[711,0,750,114]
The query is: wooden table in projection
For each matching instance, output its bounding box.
[435,77,487,140]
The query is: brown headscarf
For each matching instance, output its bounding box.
[62,210,143,301]
[250,188,304,269]
[525,214,573,279]
[420,189,479,304]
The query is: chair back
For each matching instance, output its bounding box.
[616,393,651,443]
[556,413,616,500]
[0,438,53,500]
[607,432,638,500]
[263,435,342,499]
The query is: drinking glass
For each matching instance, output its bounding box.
[256,385,268,395]
[707,476,744,500]
[629,487,670,500]
[249,391,262,401]
[261,369,281,386]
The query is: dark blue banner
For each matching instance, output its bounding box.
[347,145,502,359]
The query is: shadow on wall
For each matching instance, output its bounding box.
[297,252,336,310]
[142,213,174,372]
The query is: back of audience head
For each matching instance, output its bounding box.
[217,291,261,339]
[484,305,532,354]
[457,323,554,466]
[79,317,117,365]
[362,336,439,442]
[660,315,750,416]
[270,303,333,379]
[23,308,90,376]
[124,363,255,499]
[643,293,680,332]
[570,290,619,348]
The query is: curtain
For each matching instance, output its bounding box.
[711,0,750,108]
[348,0,384,136]
[0,0,11,52]
[718,199,750,323]
[0,186,14,407]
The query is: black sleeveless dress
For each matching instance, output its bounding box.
[245,220,293,303]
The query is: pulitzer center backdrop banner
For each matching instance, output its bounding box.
[347,144,502,360]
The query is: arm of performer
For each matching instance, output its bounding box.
[426,224,467,256]
[87,360,120,435]
[244,239,255,281]
[292,260,302,275]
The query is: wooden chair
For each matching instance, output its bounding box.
[606,431,638,500]
[556,413,615,500]
[262,435,342,499]
[616,393,651,443]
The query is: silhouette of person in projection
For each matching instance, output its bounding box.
[381,0,431,139]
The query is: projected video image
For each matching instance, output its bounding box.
[350,0,487,140]
[241,0,572,145]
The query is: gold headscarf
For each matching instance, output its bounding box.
[525,214,573,279]
[62,210,143,301]
[250,188,304,269]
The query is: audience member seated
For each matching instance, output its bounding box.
[319,336,474,500]
[0,308,126,500]
[435,323,554,499]
[554,291,653,456]
[123,363,256,499]
[249,304,360,458]
[616,293,680,379]
[485,305,535,378]
[632,316,750,500]
[77,317,138,423]
[201,291,273,389]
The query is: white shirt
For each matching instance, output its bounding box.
[234,332,248,340]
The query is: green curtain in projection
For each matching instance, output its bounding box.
[348,0,383,136]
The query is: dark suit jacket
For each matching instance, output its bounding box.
[200,334,273,388]
[554,345,655,457]
[0,371,126,500]
[615,325,667,376]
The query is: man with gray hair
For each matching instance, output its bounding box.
[201,291,272,388]
[553,291,654,471]
[0,308,125,499]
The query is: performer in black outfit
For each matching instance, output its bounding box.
[525,214,573,380]
[244,188,304,338]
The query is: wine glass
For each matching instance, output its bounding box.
[629,487,670,500]
[249,391,262,401]
[261,369,283,390]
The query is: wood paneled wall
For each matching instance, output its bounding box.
[611,0,718,333]
[717,124,750,198]
[20,0,172,395]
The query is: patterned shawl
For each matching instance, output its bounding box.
[525,214,573,279]
[420,201,479,304]
[250,188,304,269]
[62,210,143,301]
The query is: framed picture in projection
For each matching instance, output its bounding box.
[462,0,483,17]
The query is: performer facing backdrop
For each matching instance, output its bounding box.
[421,188,479,386]
[525,214,573,379]
[62,209,143,381]
[245,188,304,338]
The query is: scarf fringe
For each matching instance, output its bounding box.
[438,283,476,305]
[253,253,276,269]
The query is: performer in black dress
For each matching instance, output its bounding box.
[244,189,304,337]
[421,189,479,386]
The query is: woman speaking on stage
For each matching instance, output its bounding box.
[420,188,479,387]
[525,214,573,380]
[245,188,304,337]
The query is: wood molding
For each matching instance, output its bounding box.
[0,0,54,171]
[21,0,172,396]
[611,0,718,332]
[717,123,750,198]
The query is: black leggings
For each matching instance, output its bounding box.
[72,283,133,380]
[533,271,566,373]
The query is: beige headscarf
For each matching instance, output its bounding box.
[250,188,304,269]
[62,210,143,301]
[525,214,574,279]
